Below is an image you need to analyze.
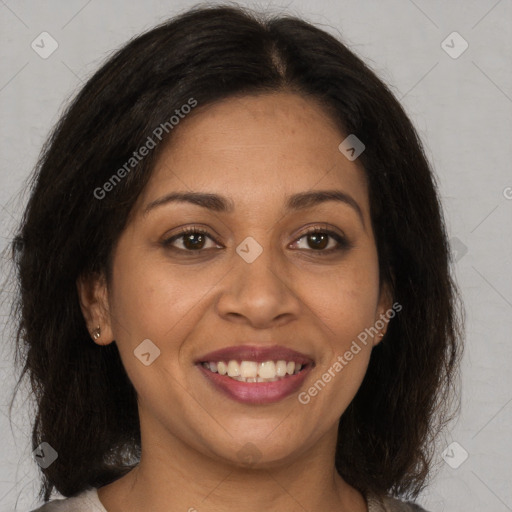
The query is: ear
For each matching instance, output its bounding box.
[373,272,395,347]
[76,271,115,346]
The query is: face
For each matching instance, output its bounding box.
[79,92,392,469]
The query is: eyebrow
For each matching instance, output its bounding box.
[143,189,365,228]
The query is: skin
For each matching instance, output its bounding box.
[78,92,393,512]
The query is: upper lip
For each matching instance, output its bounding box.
[195,345,314,365]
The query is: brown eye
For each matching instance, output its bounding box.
[305,232,329,250]
[291,227,352,254]
[162,227,220,252]
[181,232,207,250]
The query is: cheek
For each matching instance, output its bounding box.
[300,255,380,342]
[106,253,199,408]
[109,250,209,341]
[107,245,226,395]
[301,272,377,421]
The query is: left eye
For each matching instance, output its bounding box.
[290,228,349,253]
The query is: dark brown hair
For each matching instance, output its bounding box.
[5,2,464,504]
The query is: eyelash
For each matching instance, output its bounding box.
[161,225,352,256]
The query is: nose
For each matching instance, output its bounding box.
[215,243,302,329]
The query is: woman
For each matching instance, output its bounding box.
[8,4,463,512]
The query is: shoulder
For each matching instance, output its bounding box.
[367,491,430,512]
[380,495,430,512]
[29,487,105,512]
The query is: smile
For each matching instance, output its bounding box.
[201,359,305,382]
[195,344,314,404]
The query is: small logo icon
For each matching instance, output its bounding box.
[338,134,365,161]
[450,236,468,263]
[237,442,262,466]
[31,32,59,59]
[33,442,58,469]
[134,339,161,366]
[236,236,263,263]
[441,32,468,59]
[442,441,469,469]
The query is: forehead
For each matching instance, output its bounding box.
[138,92,370,218]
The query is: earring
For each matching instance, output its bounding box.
[92,326,101,340]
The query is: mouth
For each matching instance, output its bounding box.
[200,359,307,382]
[195,345,314,404]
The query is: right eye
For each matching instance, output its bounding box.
[161,227,222,253]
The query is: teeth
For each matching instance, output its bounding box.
[240,361,258,378]
[258,361,276,379]
[217,361,227,375]
[202,359,306,382]
[276,360,287,377]
[227,360,240,377]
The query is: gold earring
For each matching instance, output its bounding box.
[92,326,101,340]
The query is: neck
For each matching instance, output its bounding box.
[97,418,367,512]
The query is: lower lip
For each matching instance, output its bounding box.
[197,364,312,404]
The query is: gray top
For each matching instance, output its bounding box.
[30,487,429,511]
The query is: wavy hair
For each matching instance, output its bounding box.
[5,3,464,504]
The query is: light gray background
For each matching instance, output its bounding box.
[1,1,511,511]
